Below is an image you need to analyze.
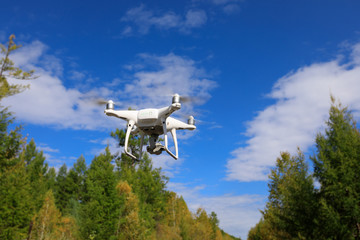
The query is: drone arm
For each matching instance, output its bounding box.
[158,103,181,119]
[162,118,178,160]
[124,120,137,160]
[166,117,196,131]
[104,109,138,122]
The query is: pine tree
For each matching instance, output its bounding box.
[0,108,33,239]
[312,99,360,239]
[55,164,70,212]
[80,147,120,240]
[0,158,33,239]
[263,151,318,239]
[54,156,87,214]
[46,167,57,192]
[20,139,49,210]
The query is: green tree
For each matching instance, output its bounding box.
[247,218,276,240]
[80,147,120,240]
[0,34,35,100]
[210,211,220,239]
[0,108,33,239]
[20,139,49,210]
[112,128,168,233]
[46,167,57,192]
[312,100,360,239]
[262,151,318,239]
[54,156,87,214]
[54,164,70,212]
[68,155,86,202]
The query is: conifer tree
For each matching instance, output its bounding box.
[263,151,318,239]
[0,108,33,239]
[68,155,86,202]
[46,167,57,192]
[312,99,360,239]
[55,164,70,212]
[20,139,49,210]
[55,156,87,214]
[80,147,120,240]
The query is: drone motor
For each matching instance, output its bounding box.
[172,94,180,104]
[106,100,114,110]
[188,116,195,125]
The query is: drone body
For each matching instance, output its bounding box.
[104,94,196,160]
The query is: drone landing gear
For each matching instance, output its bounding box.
[124,120,179,161]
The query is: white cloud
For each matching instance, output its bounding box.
[122,53,217,113]
[3,41,215,131]
[121,5,207,35]
[167,182,265,239]
[211,0,241,14]
[226,44,360,182]
[352,43,360,65]
[38,143,60,153]
[223,4,240,14]
[184,9,207,28]
[69,70,86,81]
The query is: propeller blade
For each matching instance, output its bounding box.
[93,98,121,106]
[168,93,205,105]
[179,96,203,104]
[95,98,108,105]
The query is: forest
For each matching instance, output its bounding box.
[247,97,360,240]
[0,36,241,239]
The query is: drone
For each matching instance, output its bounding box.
[103,94,196,160]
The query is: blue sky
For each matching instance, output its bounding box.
[2,0,360,238]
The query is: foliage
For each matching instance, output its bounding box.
[249,99,360,240]
[80,147,121,240]
[247,218,276,240]
[263,151,318,239]
[0,108,33,240]
[20,139,49,210]
[115,181,145,240]
[0,34,35,100]
[0,101,234,239]
[312,99,360,239]
[29,190,78,240]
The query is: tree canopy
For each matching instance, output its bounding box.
[248,99,360,240]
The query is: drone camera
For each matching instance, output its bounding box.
[188,116,195,125]
[106,100,114,110]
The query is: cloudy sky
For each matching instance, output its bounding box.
[1,0,360,238]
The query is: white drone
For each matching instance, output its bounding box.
[103,94,196,160]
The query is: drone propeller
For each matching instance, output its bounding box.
[171,93,204,105]
[93,98,121,106]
